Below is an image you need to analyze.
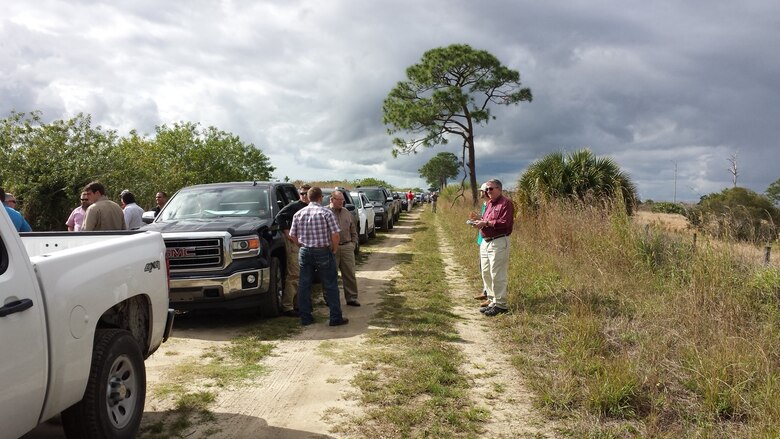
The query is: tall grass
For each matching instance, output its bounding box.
[436,194,780,437]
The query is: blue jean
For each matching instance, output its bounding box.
[298,247,343,324]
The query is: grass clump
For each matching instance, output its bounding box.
[437,194,780,437]
[350,210,488,437]
[141,318,300,437]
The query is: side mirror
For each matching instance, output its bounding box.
[142,211,156,224]
[364,202,373,208]
[387,197,394,202]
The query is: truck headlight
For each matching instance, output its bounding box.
[375,207,384,213]
[231,235,260,258]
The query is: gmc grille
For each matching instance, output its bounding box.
[165,237,223,270]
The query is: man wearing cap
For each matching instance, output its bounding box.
[471,182,490,303]
[472,178,514,316]
[66,191,90,231]
[274,184,311,317]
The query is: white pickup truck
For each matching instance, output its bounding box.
[0,208,174,439]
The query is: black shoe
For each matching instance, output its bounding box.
[484,306,508,317]
[282,310,298,317]
[346,300,361,307]
[479,304,493,313]
[329,318,349,327]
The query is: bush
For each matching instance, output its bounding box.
[686,187,779,243]
[651,201,686,215]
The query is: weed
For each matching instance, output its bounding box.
[346,210,485,436]
[436,194,780,436]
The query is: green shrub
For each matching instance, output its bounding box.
[687,187,779,243]
[651,201,686,215]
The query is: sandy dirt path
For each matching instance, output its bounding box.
[23,207,554,438]
[434,221,554,438]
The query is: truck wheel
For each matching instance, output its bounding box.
[369,223,376,238]
[380,216,389,232]
[388,217,394,230]
[260,256,282,318]
[61,329,145,439]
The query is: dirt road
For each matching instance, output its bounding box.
[23,208,550,438]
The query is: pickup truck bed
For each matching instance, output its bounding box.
[1,222,173,439]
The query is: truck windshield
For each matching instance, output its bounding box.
[159,187,271,220]
[362,189,386,203]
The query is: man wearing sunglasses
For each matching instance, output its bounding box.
[66,191,91,231]
[1,187,31,232]
[274,184,312,317]
[472,179,514,316]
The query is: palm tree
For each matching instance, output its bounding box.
[517,149,637,213]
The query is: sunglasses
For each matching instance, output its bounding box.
[485,187,497,191]
[7,200,16,204]
[300,192,308,196]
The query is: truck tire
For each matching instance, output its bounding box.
[380,215,389,232]
[388,216,394,230]
[61,329,145,439]
[259,256,282,318]
[369,223,376,238]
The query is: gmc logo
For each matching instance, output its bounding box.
[166,247,196,258]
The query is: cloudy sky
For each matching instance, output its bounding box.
[2,1,778,202]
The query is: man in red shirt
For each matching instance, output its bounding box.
[472,179,514,316]
[406,190,414,212]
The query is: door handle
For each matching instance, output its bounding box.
[0,298,34,317]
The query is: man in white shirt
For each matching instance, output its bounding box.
[120,191,145,230]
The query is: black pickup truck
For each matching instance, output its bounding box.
[142,181,300,317]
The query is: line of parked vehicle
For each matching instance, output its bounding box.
[0,181,425,438]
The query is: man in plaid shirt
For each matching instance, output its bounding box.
[290,187,349,327]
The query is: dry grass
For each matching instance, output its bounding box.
[436,192,780,438]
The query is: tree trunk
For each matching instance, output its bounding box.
[466,135,478,207]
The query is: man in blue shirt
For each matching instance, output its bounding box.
[1,187,32,232]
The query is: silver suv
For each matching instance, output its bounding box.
[357,186,394,232]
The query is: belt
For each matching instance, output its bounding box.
[483,234,508,242]
[339,240,352,245]
[303,246,330,250]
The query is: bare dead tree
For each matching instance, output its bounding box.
[728,153,739,188]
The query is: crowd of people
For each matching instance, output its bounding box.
[2,181,168,233]
[275,185,361,326]
[4,178,509,324]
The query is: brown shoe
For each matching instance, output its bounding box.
[473,293,487,300]
[480,300,491,307]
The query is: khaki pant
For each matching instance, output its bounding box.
[334,242,358,302]
[480,236,510,309]
[283,238,300,311]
